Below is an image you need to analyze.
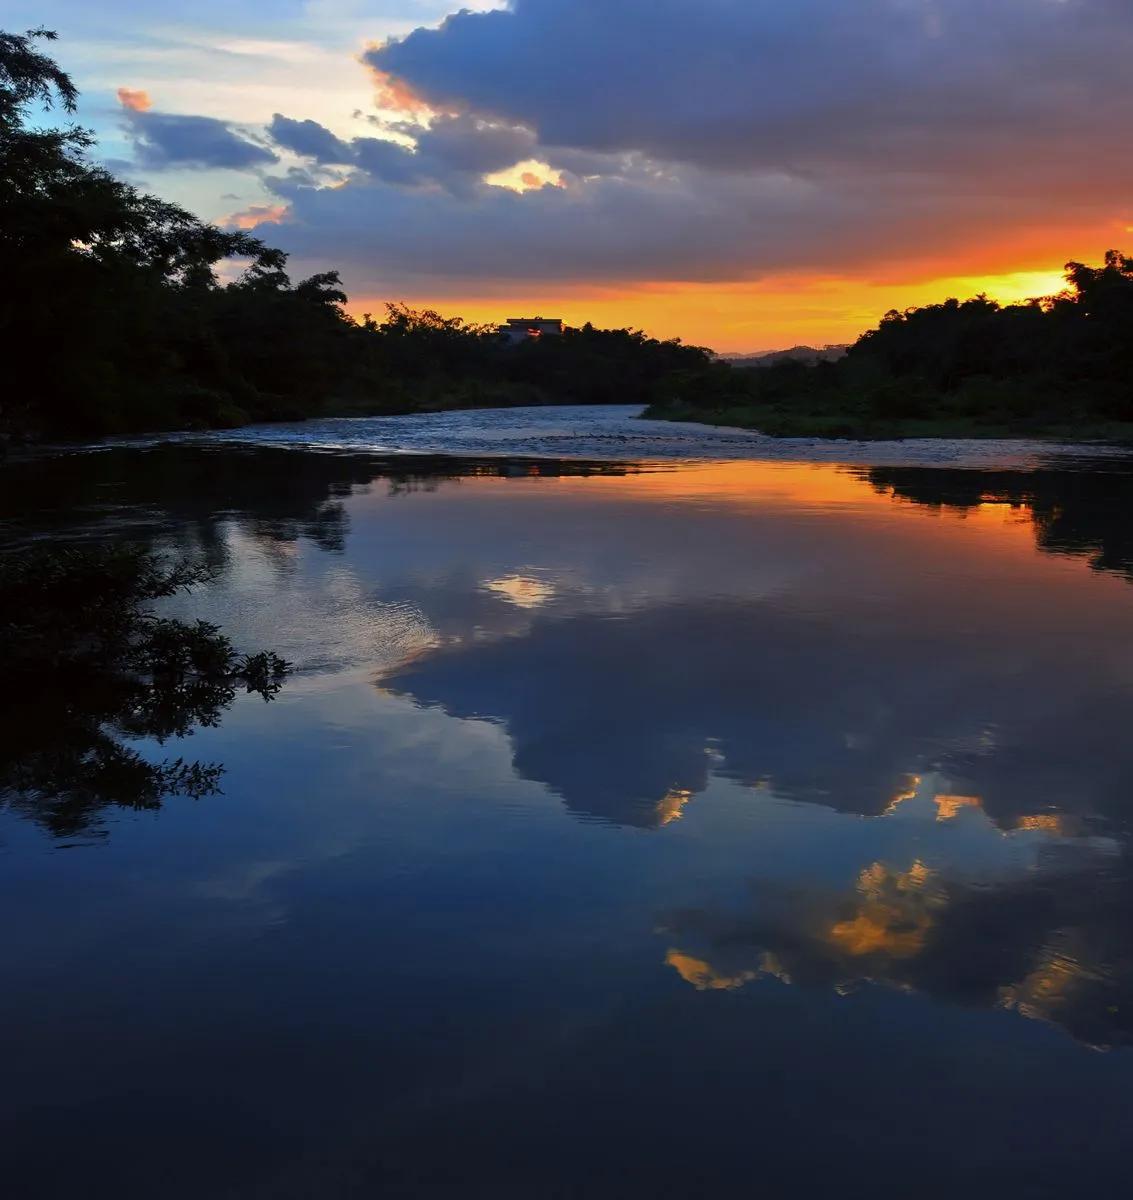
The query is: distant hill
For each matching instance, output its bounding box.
[723,345,850,368]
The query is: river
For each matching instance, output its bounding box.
[4,407,1133,1197]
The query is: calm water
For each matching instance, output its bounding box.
[5,411,1133,1197]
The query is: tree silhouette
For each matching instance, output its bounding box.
[1,29,717,441]
[0,544,288,838]
[651,250,1133,436]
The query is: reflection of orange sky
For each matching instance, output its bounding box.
[343,246,1122,353]
[470,461,1055,550]
[360,463,1133,633]
[360,459,1128,595]
[360,461,1037,527]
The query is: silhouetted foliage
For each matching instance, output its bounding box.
[649,252,1133,437]
[1,30,713,440]
[0,544,288,838]
[1,30,342,437]
[866,462,1133,581]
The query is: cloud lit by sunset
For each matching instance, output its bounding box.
[22,0,1133,351]
[224,203,290,230]
[116,86,151,112]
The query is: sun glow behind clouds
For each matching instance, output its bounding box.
[345,264,1081,353]
[37,0,1130,351]
[484,160,564,192]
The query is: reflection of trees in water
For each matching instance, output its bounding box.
[0,545,287,841]
[1,445,639,563]
[0,446,638,838]
[865,462,1133,581]
[12,445,1133,1035]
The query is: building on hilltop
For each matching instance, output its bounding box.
[498,317,564,346]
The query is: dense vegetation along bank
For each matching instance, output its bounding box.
[645,253,1133,439]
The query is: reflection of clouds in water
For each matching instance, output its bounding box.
[934,794,983,822]
[164,527,436,675]
[660,795,1133,1048]
[883,773,1096,844]
[350,469,1133,836]
[168,686,551,944]
[482,573,556,609]
[999,937,1111,1047]
[655,788,693,827]
[128,452,1133,1052]
[826,860,939,960]
[384,590,1133,834]
[665,950,757,992]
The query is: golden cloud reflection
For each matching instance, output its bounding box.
[998,942,1103,1041]
[666,949,794,992]
[935,794,983,822]
[661,828,1127,1047]
[882,774,1080,841]
[655,788,693,826]
[482,573,555,609]
[665,950,756,992]
[883,775,921,815]
[1014,814,1069,835]
[827,861,937,959]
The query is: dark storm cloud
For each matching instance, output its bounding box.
[123,107,278,170]
[410,113,536,175]
[263,155,1110,291]
[366,0,1133,175]
[350,135,430,186]
[267,112,538,194]
[239,0,1133,288]
[267,114,353,164]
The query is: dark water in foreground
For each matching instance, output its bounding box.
[5,418,1133,1197]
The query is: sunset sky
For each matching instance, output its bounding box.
[19,1,1133,352]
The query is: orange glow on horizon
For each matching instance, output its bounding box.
[344,241,1129,353]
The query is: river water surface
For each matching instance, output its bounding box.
[4,407,1133,1197]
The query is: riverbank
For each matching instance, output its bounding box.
[31,404,1129,472]
[643,400,1133,443]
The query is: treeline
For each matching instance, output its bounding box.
[649,251,1133,438]
[1,29,711,440]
